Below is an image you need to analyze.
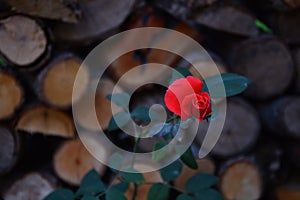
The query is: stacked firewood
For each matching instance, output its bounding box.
[0,0,300,199]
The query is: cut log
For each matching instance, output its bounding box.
[38,54,89,108]
[4,173,55,200]
[260,96,300,139]
[75,78,124,131]
[0,70,23,120]
[4,0,81,23]
[0,127,20,175]
[219,160,263,200]
[174,158,216,190]
[194,4,259,37]
[109,21,201,89]
[293,48,300,93]
[254,0,300,11]
[196,98,260,158]
[178,50,227,80]
[52,0,136,45]
[16,106,75,138]
[0,15,48,67]
[54,138,107,185]
[109,13,201,90]
[154,0,218,22]
[113,162,163,200]
[230,36,294,100]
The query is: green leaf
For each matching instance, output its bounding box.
[106,188,127,200]
[203,73,250,98]
[147,183,169,200]
[186,174,218,192]
[160,160,183,181]
[255,19,272,33]
[108,111,130,132]
[169,67,192,84]
[111,182,129,192]
[44,189,75,200]
[75,169,105,197]
[152,141,168,162]
[81,195,98,200]
[120,169,144,184]
[180,147,198,169]
[176,193,194,200]
[194,189,224,200]
[131,106,150,121]
[106,93,130,107]
[0,55,7,66]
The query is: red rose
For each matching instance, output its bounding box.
[164,76,211,121]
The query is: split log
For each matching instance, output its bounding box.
[0,126,21,175]
[51,0,136,45]
[75,78,124,131]
[196,98,260,158]
[174,158,216,190]
[4,173,55,200]
[0,15,49,67]
[38,54,89,108]
[113,162,163,200]
[219,159,263,200]
[230,36,294,100]
[154,0,218,22]
[178,50,227,80]
[194,3,259,37]
[260,96,300,139]
[4,0,81,23]
[54,138,107,185]
[254,0,300,11]
[0,70,23,120]
[16,106,75,138]
[109,10,202,90]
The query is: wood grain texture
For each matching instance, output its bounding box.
[0,16,47,66]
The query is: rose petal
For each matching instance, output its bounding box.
[165,76,204,116]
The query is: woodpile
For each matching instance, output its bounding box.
[0,1,299,200]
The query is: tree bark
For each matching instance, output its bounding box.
[0,126,21,175]
[51,0,136,45]
[193,3,259,37]
[4,173,55,200]
[4,0,81,23]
